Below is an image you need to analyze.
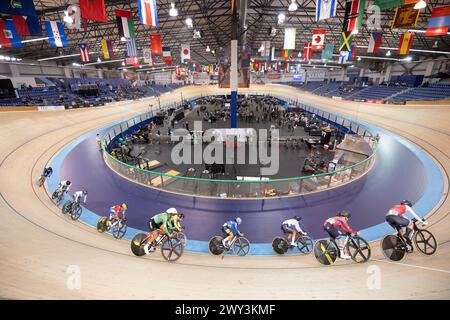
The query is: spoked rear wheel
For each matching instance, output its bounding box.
[414,229,437,255]
[112,222,127,239]
[62,201,72,214]
[51,190,60,200]
[70,205,82,221]
[296,235,314,255]
[208,236,225,255]
[272,237,288,255]
[346,236,371,263]
[177,232,187,246]
[97,217,108,233]
[381,235,406,261]
[161,237,184,262]
[313,240,338,265]
[233,237,251,256]
[130,233,148,256]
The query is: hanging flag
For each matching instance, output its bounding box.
[284,28,296,50]
[67,4,82,30]
[150,34,162,55]
[101,39,114,60]
[142,48,153,66]
[269,47,275,61]
[343,0,367,33]
[316,0,337,21]
[126,56,139,66]
[374,0,420,10]
[368,32,383,53]
[282,49,292,61]
[11,15,41,36]
[163,47,172,65]
[339,51,349,64]
[0,19,22,48]
[209,64,214,73]
[0,0,37,16]
[138,0,159,27]
[311,29,325,50]
[425,5,450,37]
[44,21,67,48]
[180,44,191,63]
[303,43,313,60]
[192,63,199,72]
[126,38,138,57]
[79,0,108,22]
[321,44,334,60]
[348,45,356,61]
[339,31,353,51]
[391,4,420,29]
[116,9,135,38]
[397,32,414,55]
[78,43,90,62]
[261,40,271,57]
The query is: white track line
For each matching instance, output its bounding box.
[372,258,450,274]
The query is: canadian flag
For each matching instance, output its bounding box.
[311,29,326,50]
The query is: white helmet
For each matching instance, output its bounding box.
[235,217,242,225]
[166,207,178,215]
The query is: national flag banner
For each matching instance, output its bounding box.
[391,4,420,29]
[303,43,313,60]
[209,64,214,73]
[126,56,139,66]
[192,63,199,72]
[373,0,419,10]
[142,48,153,66]
[11,15,42,36]
[312,29,326,50]
[321,44,334,60]
[397,32,414,55]
[343,0,367,33]
[425,5,450,37]
[44,21,67,48]
[101,38,114,60]
[150,34,162,55]
[368,32,383,53]
[79,0,108,22]
[78,43,90,62]
[261,40,271,57]
[180,44,191,63]
[116,9,135,38]
[284,28,296,50]
[126,37,138,57]
[138,0,159,27]
[163,47,172,65]
[270,47,275,61]
[0,19,22,48]
[348,45,356,61]
[282,49,292,60]
[316,0,337,21]
[0,0,37,16]
[339,51,349,64]
[67,4,82,30]
[339,31,353,52]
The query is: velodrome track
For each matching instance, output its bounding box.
[0,84,449,299]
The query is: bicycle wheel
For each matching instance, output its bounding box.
[62,201,72,214]
[296,235,314,255]
[414,229,437,255]
[313,240,338,265]
[70,205,82,221]
[381,235,406,261]
[161,237,184,262]
[233,237,251,256]
[51,190,59,200]
[96,217,108,233]
[177,232,187,246]
[346,236,371,263]
[112,222,127,239]
[272,237,288,255]
[130,233,148,256]
[208,236,225,255]
[38,176,45,187]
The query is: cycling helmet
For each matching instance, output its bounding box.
[66,181,71,185]
[83,190,88,195]
[47,167,53,172]
[177,213,185,220]
[121,203,128,210]
[235,217,242,225]
[401,200,412,207]
[166,207,178,215]
[338,210,351,218]
[293,215,302,221]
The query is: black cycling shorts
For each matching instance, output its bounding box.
[386,215,409,229]
[324,223,340,239]
[281,224,295,234]
[147,218,161,232]
[222,226,232,236]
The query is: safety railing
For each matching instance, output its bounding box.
[101,94,378,199]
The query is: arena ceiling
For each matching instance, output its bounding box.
[1,0,450,69]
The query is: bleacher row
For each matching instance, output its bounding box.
[282,81,450,103]
[0,77,185,107]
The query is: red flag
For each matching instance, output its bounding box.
[11,16,29,36]
[150,34,162,55]
[303,43,313,60]
[79,0,108,22]
[311,29,326,50]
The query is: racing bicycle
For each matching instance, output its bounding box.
[208,234,251,256]
[130,229,185,262]
[381,218,437,261]
[272,232,314,255]
[62,200,83,221]
[51,188,66,204]
[97,216,128,239]
[38,174,48,187]
[313,233,371,265]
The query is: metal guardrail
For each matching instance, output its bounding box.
[101,94,378,199]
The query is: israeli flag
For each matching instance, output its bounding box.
[44,21,67,48]
[316,0,337,22]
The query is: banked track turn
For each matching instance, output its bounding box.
[0,85,449,299]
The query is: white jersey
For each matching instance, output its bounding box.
[282,219,305,234]
[73,191,87,203]
[59,180,71,192]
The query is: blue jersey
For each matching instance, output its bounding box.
[43,167,52,177]
[223,220,240,234]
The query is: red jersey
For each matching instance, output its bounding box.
[323,216,357,234]
[387,205,407,217]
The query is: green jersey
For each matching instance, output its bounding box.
[152,212,174,234]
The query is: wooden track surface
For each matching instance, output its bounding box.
[0,85,449,299]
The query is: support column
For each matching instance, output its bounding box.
[384,63,392,82]
[230,39,238,128]
[9,64,20,78]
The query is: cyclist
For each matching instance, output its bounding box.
[56,180,71,194]
[323,210,358,260]
[385,200,428,244]
[222,217,243,249]
[73,190,88,205]
[42,167,53,178]
[145,208,181,252]
[109,203,127,225]
[281,216,307,248]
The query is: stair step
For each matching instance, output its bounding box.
[151,170,180,187]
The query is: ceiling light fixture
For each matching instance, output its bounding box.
[278,13,285,24]
[414,0,426,10]
[185,17,193,28]
[288,0,298,11]
[169,3,178,17]
[63,10,73,24]
[386,50,391,56]
[206,45,211,52]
